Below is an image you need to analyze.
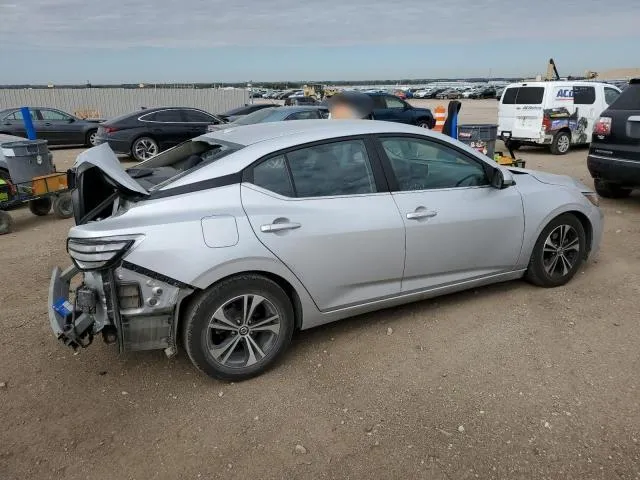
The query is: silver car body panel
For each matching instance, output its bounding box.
[51,120,604,349]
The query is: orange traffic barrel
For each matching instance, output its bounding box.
[433,105,446,132]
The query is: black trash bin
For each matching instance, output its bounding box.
[457,124,498,159]
[0,140,53,189]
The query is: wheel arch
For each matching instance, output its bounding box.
[179,269,305,335]
[566,210,593,258]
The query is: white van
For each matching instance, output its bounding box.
[498,81,621,154]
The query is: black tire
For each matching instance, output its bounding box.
[594,179,632,199]
[0,211,13,235]
[28,198,52,216]
[417,118,433,129]
[52,193,74,219]
[130,136,159,162]
[86,129,98,147]
[183,274,295,381]
[525,213,586,288]
[550,131,571,155]
[506,140,522,151]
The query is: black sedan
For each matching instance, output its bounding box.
[0,107,103,147]
[94,107,225,161]
[218,103,279,122]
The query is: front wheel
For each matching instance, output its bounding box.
[417,118,433,129]
[525,213,586,287]
[550,131,571,155]
[594,179,632,199]
[183,274,295,381]
[131,136,159,162]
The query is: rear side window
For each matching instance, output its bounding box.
[501,87,544,105]
[249,139,377,198]
[286,111,318,120]
[604,87,621,105]
[573,86,595,105]
[252,156,294,197]
[609,85,640,110]
[152,110,182,122]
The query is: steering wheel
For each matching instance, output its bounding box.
[455,174,480,187]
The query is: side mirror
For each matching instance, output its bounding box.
[491,167,515,189]
[67,117,75,123]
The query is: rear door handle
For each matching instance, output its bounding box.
[261,222,301,233]
[406,210,437,220]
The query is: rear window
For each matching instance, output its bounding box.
[609,84,640,110]
[501,87,544,105]
[234,108,277,125]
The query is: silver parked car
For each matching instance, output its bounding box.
[49,120,603,380]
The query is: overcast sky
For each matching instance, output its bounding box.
[1,0,639,83]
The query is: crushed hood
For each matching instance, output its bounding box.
[73,143,149,197]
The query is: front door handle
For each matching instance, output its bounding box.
[406,210,437,220]
[261,222,301,233]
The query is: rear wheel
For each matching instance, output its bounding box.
[526,213,586,287]
[183,274,295,381]
[594,179,632,199]
[131,137,159,162]
[550,131,571,155]
[28,198,52,216]
[53,193,74,218]
[0,211,13,235]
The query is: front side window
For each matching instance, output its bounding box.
[39,109,71,121]
[380,137,488,191]
[183,109,217,123]
[573,86,596,105]
[384,96,406,109]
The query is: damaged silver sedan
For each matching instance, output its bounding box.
[50,120,603,381]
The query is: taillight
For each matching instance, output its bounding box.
[102,126,118,134]
[594,117,612,136]
[542,116,551,131]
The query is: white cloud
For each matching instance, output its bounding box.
[0,0,638,49]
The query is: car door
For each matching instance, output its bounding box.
[241,137,406,311]
[38,108,84,145]
[375,135,525,292]
[382,95,412,124]
[1,110,32,137]
[181,109,221,137]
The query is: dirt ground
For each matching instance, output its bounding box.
[1,99,639,480]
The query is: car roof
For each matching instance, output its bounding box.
[506,81,612,87]
[167,120,464,189]
[198,119,427,148]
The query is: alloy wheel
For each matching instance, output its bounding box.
[89,131,98,146]
[206,294,281,368]
[542,224,580,278]
[557,134,570,153]
[133,139,158,160]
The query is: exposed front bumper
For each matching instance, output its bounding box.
[48,264,193,354]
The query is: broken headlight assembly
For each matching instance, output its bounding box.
[67,235,143,271]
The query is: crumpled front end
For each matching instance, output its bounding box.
[48,262,193,355]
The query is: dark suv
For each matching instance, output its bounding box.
[366,93,435,128]
[587,79,640,198]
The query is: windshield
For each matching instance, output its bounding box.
[234,108,277,125]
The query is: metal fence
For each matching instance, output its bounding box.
[0,88,249,119]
